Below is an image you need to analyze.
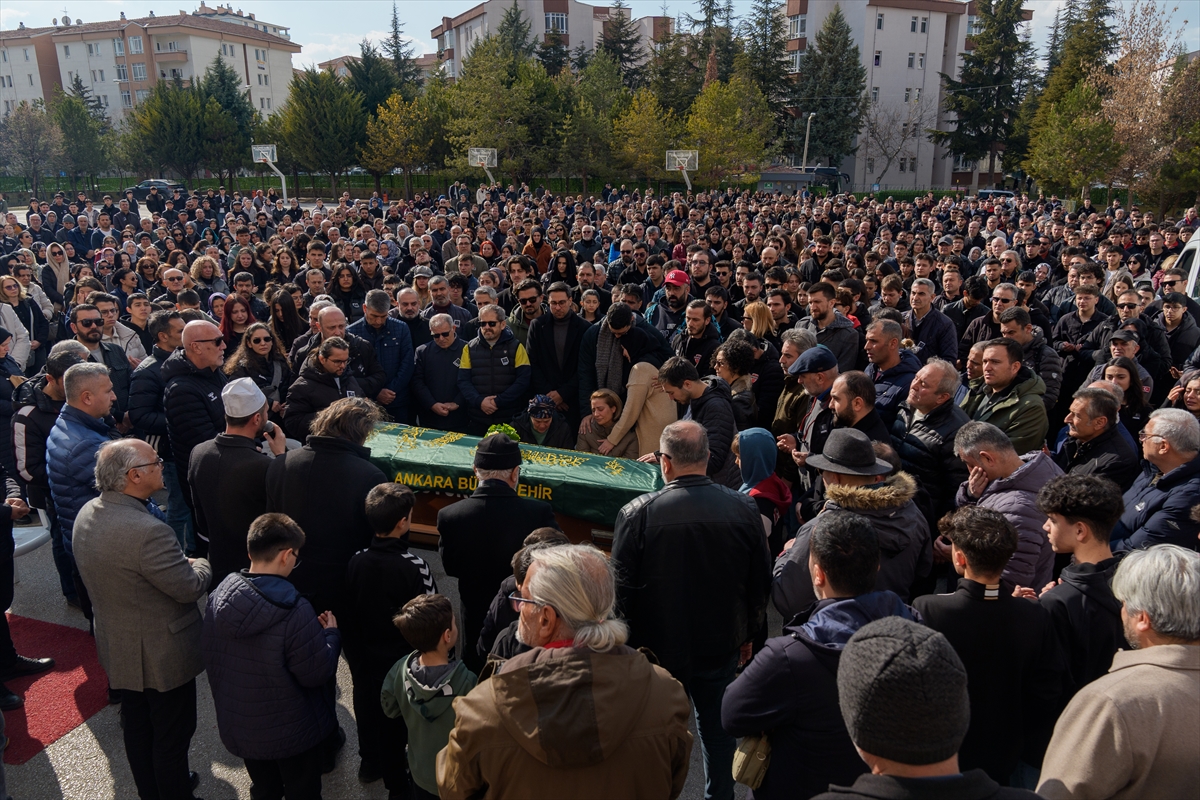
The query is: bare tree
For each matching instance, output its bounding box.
[0,100,63,199]
[860,98,935,186]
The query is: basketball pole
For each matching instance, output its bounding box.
[258,158,288,204]
[679,165,692,192]
[479,162,495,186]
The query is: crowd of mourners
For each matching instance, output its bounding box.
[0,180,1196,800]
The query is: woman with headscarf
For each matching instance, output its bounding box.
[734,428,793,557]
[521,227,553,275]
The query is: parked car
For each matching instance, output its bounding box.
[977,189,1015,202]
[122,179,187,201]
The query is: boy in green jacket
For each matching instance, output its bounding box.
[382,593,478,800]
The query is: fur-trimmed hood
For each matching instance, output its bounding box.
[824,471,917,511]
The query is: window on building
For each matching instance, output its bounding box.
[911,16,918,32]
[545,12,568,33]
[1,50,6,63]
[789,14,806,38]
[908,53,915,68]
[921,17,928,33]
[2,101,9,114]
[866,157,875,174]
[28,74,34,86]
[23,48,30,61]
[954,154,975,171]
[0,76,10,87]
[135,89,149,102]
[899,158,908,173]
[67,71,74,83]
[789,50,802,73]
[877,13,885,29]
[64,45,71,58]
[91,70,97,82]
[967,16,982,35]
[914,87,922,102]
[901,123,909,138]
[116,63,128,81]
[918,53,925,69]
[904,87,911,102]
[444,30,455,49]
[113,38,124,56]
[129,36,143,54]
[101,95,109,107]
[874,51,882,67]
[87,43,99,56]
[131,63,147,81]
[122,90,132,107]
[871,86,879,102]
[263,74,269,85]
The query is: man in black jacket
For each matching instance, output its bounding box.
[12,342,87,605]
[1054,387,1139,491]
[613,420,770,800]
[526,282,590,427]
[437,433,558,674]
[913,505,1066,785]
[289,307,386,399]
[1022,475,1125,695]
[188,379,286,586]
[128,311,189,548]
[163,320,229,555]
[671,300,721,377]
[266,397,387,619]
[71,304,132,422]
[412,314,467,432]
[655,357,739,488]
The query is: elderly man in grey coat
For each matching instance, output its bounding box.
[74,438,211,800]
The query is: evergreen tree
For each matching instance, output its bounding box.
[382,2,423,100]
[570,44,593,73]
[67,74,109,125]
[496,0,536,59]
[127,79,206,181]
[645,21,702,117]
[599,0,646,88]
[538,30,570,77]
[790,4,867,167]
[1044,9,1063,75]
[928,0,1030,190]
[1040,0,1116,112]
[739,0,791,134]
[281,69,367,194]
[347,40,398,117]
[1026,82,1122,198]
[201,56,256,137]
[200,55,257,185]
[52,89,107,192]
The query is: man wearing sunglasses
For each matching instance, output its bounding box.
[457,305,531,436]
[71,303,133,423]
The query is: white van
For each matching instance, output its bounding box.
[1180,233,1200,300]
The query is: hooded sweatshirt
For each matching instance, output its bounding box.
[1039,556,1125,692]
[382,651,477,794]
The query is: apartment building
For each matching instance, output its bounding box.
[318,52,444,83]
[783,0,1031,190]
[192,3,291,40]
[0,10,301,122]
[431,0,670,79]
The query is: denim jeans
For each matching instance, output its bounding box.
[682,654,739,800]
[161,462,193,553]
[44,503,78,602]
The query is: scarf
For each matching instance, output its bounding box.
[595,322,625,395]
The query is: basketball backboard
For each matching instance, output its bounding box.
[665,150,699,172]
[468,147,498,169]
[251,144,277,163]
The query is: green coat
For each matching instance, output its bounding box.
[959,368,1049,455]
[382,652,478,794]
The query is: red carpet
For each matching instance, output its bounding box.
[3,614,109,765]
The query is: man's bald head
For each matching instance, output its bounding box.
[318,306,347,339]
[182,320,225,369]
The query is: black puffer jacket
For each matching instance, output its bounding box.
[162,349,227,474]
[1051,423,1139,492]
[690,376,740,488]
[1039,556,1124,694]
[890,398,971,521]
[129,345,176,459]
[283,362,363,441]
[672,322,721,375]
[750,341,784,429]
[11,374,62,508]
[611,474,771,684]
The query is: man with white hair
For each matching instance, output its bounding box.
[437,544,693,799]
[1110,408,1200,552]
[74,439,211,800]
[1038,545,1200,800]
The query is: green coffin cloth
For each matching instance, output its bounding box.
[365,423,665,527]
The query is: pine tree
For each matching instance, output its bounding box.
[599,0,646,88]
[52,88,107,192]
[128,80,206,181]
[790,4,867,167]
[281,69,367,194]
[67,74,109,125]
[347,40,398,117]
[928,0,1030,190]
[199,55,258,188]
[382,2,422,100]
[496,0,536,59]
[645,20,702,117]
[537,30,570,76]
[1040,0,1116,111]
[570,44,593,73]
[1044,9,1063,75]
[686,0,737,82]
[739,0,790,134]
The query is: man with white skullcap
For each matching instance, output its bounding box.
[187,377,287,584]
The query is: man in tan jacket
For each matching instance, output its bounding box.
[1038,544,1200,800]
[437,544,693,800]
[74,439,212,800]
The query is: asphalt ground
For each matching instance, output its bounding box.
[5,538,777,799]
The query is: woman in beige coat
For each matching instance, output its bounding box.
[575,389,640,458]
[606,362,677,457]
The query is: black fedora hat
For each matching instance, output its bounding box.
[806,429,893,476]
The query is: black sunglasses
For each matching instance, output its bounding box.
[250,336,273,345]
[479,320,500,328]
[432,331,454,339]
[75,318,103,328]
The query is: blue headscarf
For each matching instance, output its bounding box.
[737,428,778,494]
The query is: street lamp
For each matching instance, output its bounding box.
[801,112,817,172]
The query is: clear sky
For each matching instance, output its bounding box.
[2,0,1195,71]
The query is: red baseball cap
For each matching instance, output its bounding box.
[664,269,690,287]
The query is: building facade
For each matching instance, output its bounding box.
[431,0,669,79]
[784,0,1031,191]
[0,10,300,121]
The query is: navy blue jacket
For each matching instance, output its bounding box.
[904,306,958,364]
[865,349,921,428]
[412,337,467,431]
[347,315,413,418]
[47,405,118,555]
[1111,454,1200,553]
[722,592,920,800]
[129,345,176,459]
[202,572,340,760]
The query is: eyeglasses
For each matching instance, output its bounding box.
[479,320,500,328]
[1117,303,1139,310]
[75,318,103,328]
[193,336,225,346]
[653,450,672,462]
[508,592,547,613]
[165,276,185,283]
[431,331,454,339]
[619,250,633,255]
[1162,280,1180,287]
[991,297,1015,305]
[129,457,164,471]
[250,336,273,345]
[518,296,541,306]
[1138,431,1164,442]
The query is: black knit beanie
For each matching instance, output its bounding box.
[837,616,970,765]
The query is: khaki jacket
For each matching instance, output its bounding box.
[74,491,211,692]
[437,645,693,799]
[1038,644,1200,800]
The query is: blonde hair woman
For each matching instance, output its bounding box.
[741,301,776,341]
[575,389,640,458]
[0,275,33,372]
